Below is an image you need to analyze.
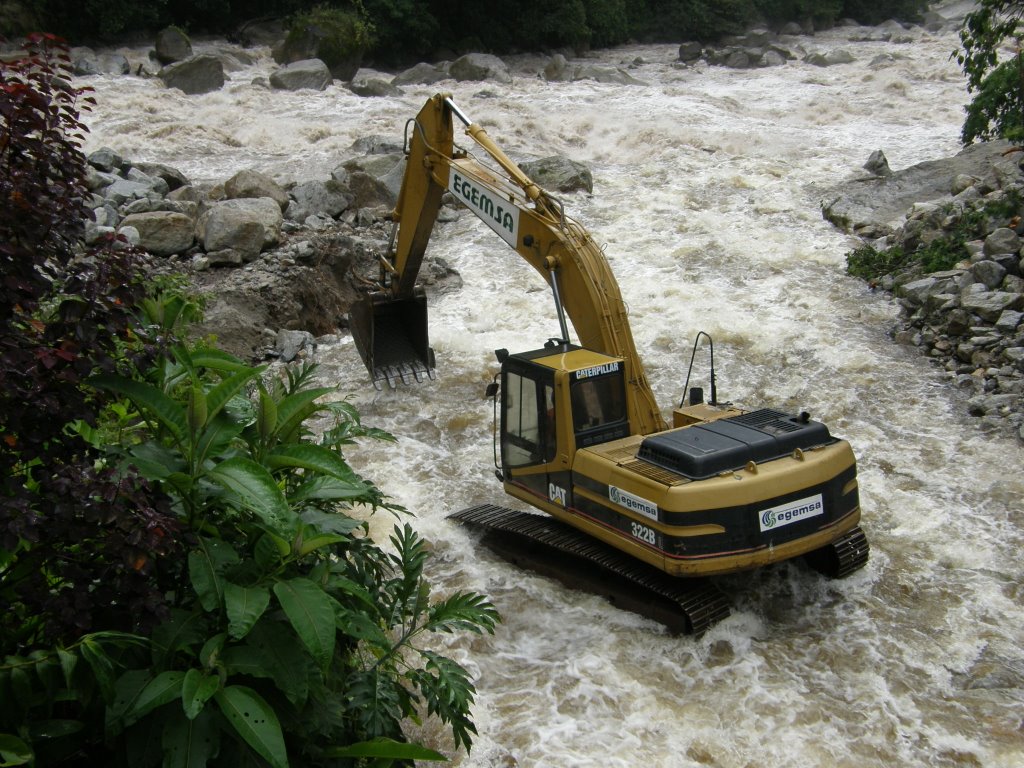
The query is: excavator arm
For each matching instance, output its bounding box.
[351,93,666,436]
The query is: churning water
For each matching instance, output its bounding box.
[80,8,1023,767]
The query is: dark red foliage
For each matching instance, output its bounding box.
[0,35,183,651]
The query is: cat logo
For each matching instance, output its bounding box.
[549,483,567,506]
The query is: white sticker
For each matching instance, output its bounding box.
[609,486,659,521]
[758,493,824,532]
[449,171,520,248]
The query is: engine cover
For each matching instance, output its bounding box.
[638,409,835,480]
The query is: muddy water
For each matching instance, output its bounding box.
[80,11,1023,767]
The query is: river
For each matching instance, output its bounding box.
[79,5,1023,766]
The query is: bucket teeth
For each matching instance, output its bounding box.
[350,286,435,386]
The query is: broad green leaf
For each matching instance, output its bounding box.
[0,733,33,766]
[192,412,245,468]
[199,633,227,670]
[107,670,152,736]
[290,475,373,504]
[214,686,288,768]
[273,578,335,672]
[207,457,297,535]
[132,671,186,722]
[186,348,250,372]
[300,510,364,537]
[271,386,336,442]
[323,737,448,761]
[254,533,287,570]
[188,539,240,613]
[90,374,187,445]
[162,707,220,768]
[296,529,348,557]
[265,443,360,483]
[186,385,208,435]
[181,669,220,720]
[224,582,270,640]
[256,387,278,440]
[227,622,311,706]
[334,606,390,650]
[125,441,185,481]
[151,610,207,668]
[79,638,117,703]
[56,647,77,689]
[203,365,264,427]
[26,719,83,740]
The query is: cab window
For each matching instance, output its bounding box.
[571,375,626,433]
[503,370,555,467]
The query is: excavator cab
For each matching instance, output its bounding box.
[496,345,630,509]
[349,286,436,389]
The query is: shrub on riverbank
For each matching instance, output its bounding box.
[0,35,498,766]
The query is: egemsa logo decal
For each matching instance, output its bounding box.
[609,486,658,521]
[758,493,824,532]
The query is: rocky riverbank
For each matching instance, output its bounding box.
[822,140,1024,441]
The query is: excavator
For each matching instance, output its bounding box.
[350,93,868,634]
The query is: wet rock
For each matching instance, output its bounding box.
[805,49,855,66]
[287,180,354,221]
[961,291,1024,323]
[225,169,289,211]
[984,227,1021,256]
[543,54,571,82]
[347,71,402,97]
[392,61,448,86]
[88,147,124,174]
[521,156,593,194]
[571,64,646,85]
[159,54,226,95]
[864,149,891,177]
[71,47,130,75]
[120,211,195,257]
[678,42,703,62]
[449,53,511,84]
[347,171,396,209]
[198,198,283,260]
[154,26,193,65]
[134,162,190,191]
[269,58,332,91]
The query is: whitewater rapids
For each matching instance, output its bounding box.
[79,8,1023,766]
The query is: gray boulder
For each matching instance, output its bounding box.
[198,198,283,260]
[864,149,892,177]
[269,59,333,91]
[71,47,130,75]
[521,156,593,194]
[347,170,396,210]
[225,169,289,211]
[961,291,1024,322]
[392,62,449,86]
[159,55,226,95]
[120,211,195,257]
[88,147,124,174]
[572,64,646,85]
[154,27,193,65]
[133,162,190,192]
[348,71,402,97]
[286,180,353,221]
[678,42,703,62]
[805,49,856,67]
[449,53,511,84]
[543,54,571,82]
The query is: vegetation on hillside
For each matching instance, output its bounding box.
[16,0,931,63]
[1,35,498,766]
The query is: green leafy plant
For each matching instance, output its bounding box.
[84,332,499,765]
[955,0,1024,144]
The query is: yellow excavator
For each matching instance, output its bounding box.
[350,93,868,633]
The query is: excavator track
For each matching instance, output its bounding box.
[803,525,870,579]
[449,504,731,635]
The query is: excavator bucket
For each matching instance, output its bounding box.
[349,287,436,389]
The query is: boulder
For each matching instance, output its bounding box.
[805,49,856,67]
[88,147,124,174]
[71,47,130,75]
[225,169,289,211]
[449,53,511,84]
[154,26,192,65]
[133,162,190,192]
[269,58,332,91]
[274,23,362,80]
[864,149,891,177]
[543,54,571,82]
[286,180,353,222]
[198,198,283,261]
[120,211,195,257]
[347,72,402,97]
[521,156,593,194]
[347,170,397,209]
[571,64,646,85]
[678,42,703,62]
[159,55,226,95]
[392,62,448,86]
[961,291,1024,323]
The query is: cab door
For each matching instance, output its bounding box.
[500,362,559,504]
